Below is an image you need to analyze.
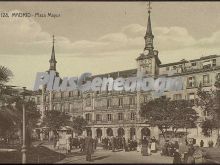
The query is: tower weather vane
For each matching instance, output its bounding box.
[147,1,152,14]
[52,35,55,45]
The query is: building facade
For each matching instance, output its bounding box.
[35,8,220,145]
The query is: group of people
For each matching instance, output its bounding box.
[53,135,98,155]
[161,138,206,164]
[161,140,179,157]
[140,136,157,156]
[101,136,138,152]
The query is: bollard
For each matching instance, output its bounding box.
[37,154,40,163]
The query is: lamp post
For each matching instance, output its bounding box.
[21,87,27,164]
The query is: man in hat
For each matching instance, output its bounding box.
[85,133,93,161]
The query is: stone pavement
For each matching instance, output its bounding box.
[57,148,173,164]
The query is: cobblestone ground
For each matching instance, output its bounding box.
[56,148,173,164]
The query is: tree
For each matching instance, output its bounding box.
[0,65,13,84]
[0,66,14,104]
[15,98,41,129]
[196,83,219,137]
[201,119,216,137]
[140,97,198,139]
[41,110,71,134]
[72,116,87,135]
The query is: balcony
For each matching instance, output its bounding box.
[202,81,212,87]
[89,118,146,125]
[186,82,197,89]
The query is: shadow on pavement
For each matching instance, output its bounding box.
[92,155,110,161]
[0,145,66,163]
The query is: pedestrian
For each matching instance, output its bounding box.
[148,141,151,155]
[161,140,168,156]
[174,141,179,150]
[186,152,195,164]
[186,144,195,164]
[151,137,156,153]
[141,137,149,156]
[200,140,204,147]
[53,135,58,149]
[173,149,182,164]
[85,133,93,162]
[66,136,71,154]
[80,137,85,152]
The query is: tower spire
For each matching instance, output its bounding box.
[144,1,154,53]
[49,35,57,71]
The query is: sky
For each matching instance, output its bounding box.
[1,1,220,89]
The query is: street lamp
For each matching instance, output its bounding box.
[21,87,27,164]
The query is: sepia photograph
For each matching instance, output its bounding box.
[0,0,220,164]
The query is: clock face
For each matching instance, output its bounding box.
[145,59,152,65]
[146,38,153,43]
[143,49,149,55]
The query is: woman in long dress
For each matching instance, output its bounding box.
[151,137,156,153]
[148,141,151,155]
[141,137,149,156]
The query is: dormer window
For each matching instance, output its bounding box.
[213,59,216,67]
[191,62,196,66]
[203,61,212,69]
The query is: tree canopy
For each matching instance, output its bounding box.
[140,97,198,138]
[41,110,71,133]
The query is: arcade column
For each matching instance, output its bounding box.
[112,127,118,137]
[124,127,130,141]
[91,127,96,138]
[136,127,142,143]
[102,127,106,138]
[82,130,87,137]
[150,126,159,139]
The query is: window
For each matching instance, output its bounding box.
[68,103,71,112]
[187,76,196,87]
[173,94,182,100]
[61,105,64,112]
[191,62,196,66]
[203,75,210,84]
[203,61,212,69]
[131,112,136,120]
[61,92,64,98]
[85,113,91,122]
[37,97,40,103]
[119,98,123,106]
[96,114,102,121]
[213,59,216,67]
[86,98,91,106]
[144,96,148,102]
[52,93,56,99]
[107,99,111,108]
[68,92,71,97]
[188,93,195,100]
[217,73,220,79]
[129,97,135,105]
[118,113,123,121]
[161,95,166,99]
[77,91,81,97]
[70,104,73,112]
[166,66,169,71]
[107,114,112,121]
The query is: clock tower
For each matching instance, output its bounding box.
[136,2,161,76]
